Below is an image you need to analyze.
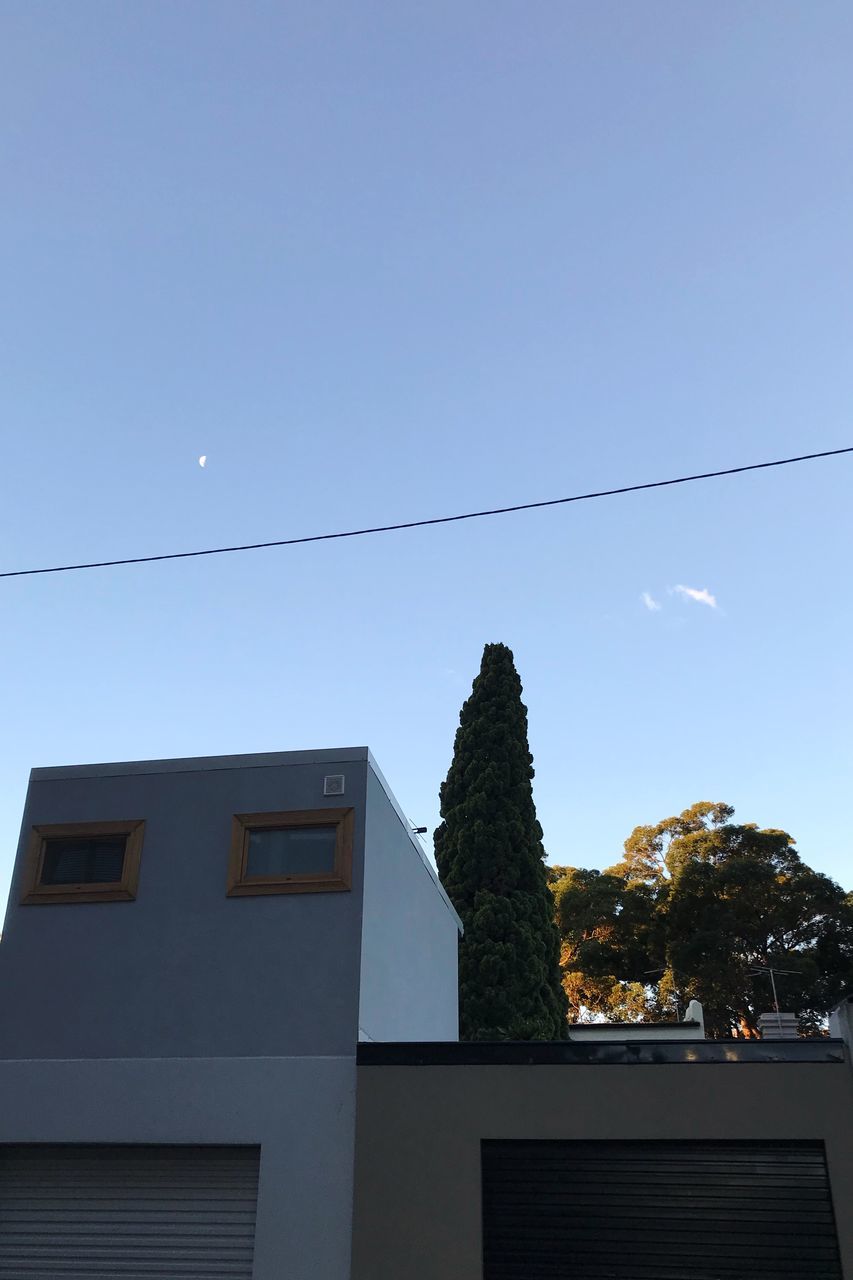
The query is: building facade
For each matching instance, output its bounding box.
[0,747,460,1279]
[352,1037,853,1279]
[0,746,850,1278]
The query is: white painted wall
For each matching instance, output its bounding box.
[829,995,853,1051]
[358,764,460,1042]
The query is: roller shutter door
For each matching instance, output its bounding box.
[482,1139,842,1280]
[0,1144,260,1278]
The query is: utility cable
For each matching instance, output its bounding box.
[1,444,850,580]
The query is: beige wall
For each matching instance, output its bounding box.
[352,1062,853,1279]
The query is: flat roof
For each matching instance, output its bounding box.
[29,746,371,781]
[357,1039,845,1066]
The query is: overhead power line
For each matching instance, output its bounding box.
[2,444,850,581]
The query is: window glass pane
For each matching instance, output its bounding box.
[40,837,127,885]
[246,826,337,878]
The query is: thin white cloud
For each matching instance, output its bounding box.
[673,584,717,609]
[641,592,662,612]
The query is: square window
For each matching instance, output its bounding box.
[228,809,353,896]
[21,821,145,905]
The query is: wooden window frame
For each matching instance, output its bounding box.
[21,820,145,905]
[227,808,354,897]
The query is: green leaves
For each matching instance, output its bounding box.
[436,660,852,1042]
[435,643,568,1041]
[554,802,853,1037]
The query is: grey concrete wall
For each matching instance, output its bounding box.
[357,766,459,1042]
[0,1054,356,1280]
[351,1062,853,1279]
[0,751,369,1058]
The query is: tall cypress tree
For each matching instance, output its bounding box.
[434,643,568,1040]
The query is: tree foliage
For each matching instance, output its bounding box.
[435,643,568,1040]
[552,802,853,1037]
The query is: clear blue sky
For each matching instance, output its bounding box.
[1,1,851,909]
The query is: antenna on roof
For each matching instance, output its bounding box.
[748,965,800,1037]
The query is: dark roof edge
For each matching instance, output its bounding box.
[30,746,371,781]
[357,1039,845,1067]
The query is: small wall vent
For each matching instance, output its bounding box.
[324,774,345,797]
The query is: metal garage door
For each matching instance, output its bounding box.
[482,1139,842,1280]
[0,1144,260,1278]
